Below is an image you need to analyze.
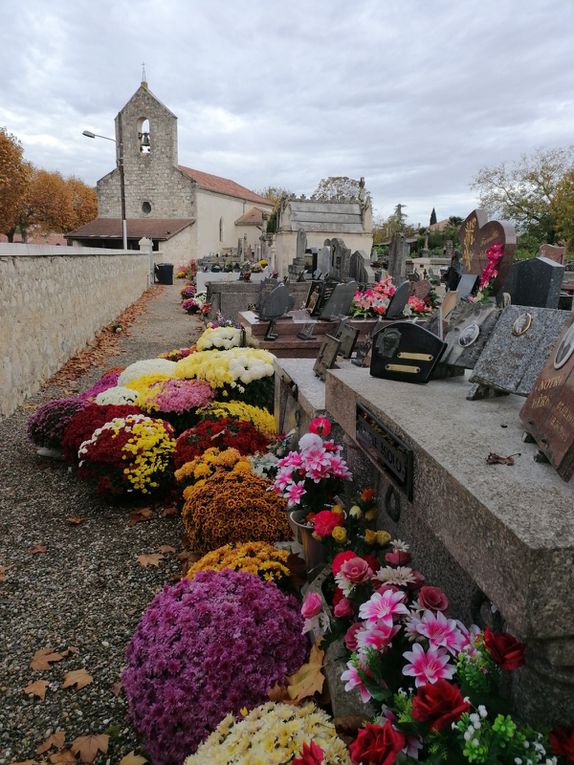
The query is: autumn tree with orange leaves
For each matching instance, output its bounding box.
[0,128,32,240]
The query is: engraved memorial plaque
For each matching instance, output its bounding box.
[458,209,516,296]
[313,335,341,380]
[520,314,574,481]
[441,302,501,369]
[370,322,447,384]
[319,280,358,320]
[337,325,360,358]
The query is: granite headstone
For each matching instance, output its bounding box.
[504,256,564,309]
[458,209,516,296]
[319,280,358,320]
[386,281,411,319]
[469,305,571,396]
[256,283,295,321]
[520,313,574,481]
[441,302,501,369]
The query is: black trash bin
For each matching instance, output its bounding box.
[155,263,174,285]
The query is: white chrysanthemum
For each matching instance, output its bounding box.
[95,386,139,406]
[117,359,177,386]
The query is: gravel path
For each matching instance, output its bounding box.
[0,285,204,764]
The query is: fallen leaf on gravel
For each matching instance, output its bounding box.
[36,730,66,754]
[66,516,87,525]
[286,641,325,702]
[71,734,109,764]
[29,544,48,554]
[158,545,176,554]
[160,504,178,518]
[129,507,154,526]
[0,564,15,582]
[62,668,93,690]
[65,646,79,655]
[49,751,76,764]
[23,679,49,700]
[136,553,164,567]
[486,451,520,465]
[119,752,148,765]
[30,648,65,671]
[110,679,123,696]
[10,760,39,765]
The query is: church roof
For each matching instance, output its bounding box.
[65,218,194,241]
[234,207,268,226]
[178,166,273,207]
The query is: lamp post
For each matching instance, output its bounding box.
[82,121,128,250]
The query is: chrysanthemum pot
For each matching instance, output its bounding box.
[289,509,327,579]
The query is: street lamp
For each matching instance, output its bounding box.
[82,122,128,250]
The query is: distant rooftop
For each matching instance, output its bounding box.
[178,166,273,207]
[65,218,194,241]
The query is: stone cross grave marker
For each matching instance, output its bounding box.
[469,305,570,396]
[386,280,411,319]
[387,233,408,286]
[441,301,501,369]
[319,280,358,321]
[458,209,516,295]
[296,228,307,262]
[520,313,574,481]
[331,238,351,281]
[370,322,447,384]
[503,256,564,309]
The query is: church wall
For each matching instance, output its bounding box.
[195,190,272,258]
[97,165,195,220]
[0,246,149,419]
[156,225,196,266]
[274,231,374,278]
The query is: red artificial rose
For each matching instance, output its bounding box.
[308,417,331,438]
[483,627,526,670]
[363,553,381,574]
[331,550,357,576]
[292,741,325,765]
[344,622,363,651]
[385,550,412,566]
[349,721,405,765]
[407,569,426,591]
[313,510,341,537]
[332,586,345,608]
[549,727,574,762]
[339,557,373,584]
[418,585,449,612]
[411,679,471,732]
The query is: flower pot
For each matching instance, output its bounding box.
[289,509,327,578]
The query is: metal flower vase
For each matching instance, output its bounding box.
[289,508,327,580]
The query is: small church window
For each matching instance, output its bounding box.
[138,118,151,153]
[142,201,152,214]
[219,217,224,242]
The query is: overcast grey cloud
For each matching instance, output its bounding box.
[1,0,573,227]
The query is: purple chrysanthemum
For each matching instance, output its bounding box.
[123,569,308,765]
[79,371,121,401]
[27,397,86,449]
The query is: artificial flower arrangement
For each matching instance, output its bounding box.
[61,403,141,462]
[174,417,272,468]
[197,400,276,436]
[304,536,566,765]
[185,541,291,585]
[117,358,177,386]
[78,413,175,495]
[184,701,351,765]
[351,275,434,319]
[158,346,196,361]
[271,417,352,513]
[28,397,86,455]
[466,242,505,304]
[196,324,242,351]
[175,446,252,493]
[182,291,210,315]
[123,570,308,765]
[181,470,291,553]
[135,378,214,433]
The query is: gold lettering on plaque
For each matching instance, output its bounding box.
[462,218,476,271]
[397,352,433,361]
[385,364,420,374]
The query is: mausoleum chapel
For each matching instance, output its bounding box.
[66,76,275,262]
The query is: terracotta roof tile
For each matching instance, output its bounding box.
[65,218,194,240]
[179,166,273,206]
[234,206,267,226]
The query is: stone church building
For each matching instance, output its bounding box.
[66,78,274,263]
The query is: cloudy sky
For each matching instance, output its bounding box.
[1,0,573,227]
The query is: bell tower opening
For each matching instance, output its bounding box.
[138,118,151,153]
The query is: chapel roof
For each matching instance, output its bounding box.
[65,218,194,241]
[234,207,268,226]
[178,166,273,207]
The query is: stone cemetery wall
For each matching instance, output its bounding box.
[0,246,150,419]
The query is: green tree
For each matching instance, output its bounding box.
[429,207,437,225]
[0,128,31,240]
[471,146,574,247]
[551,168,574,256]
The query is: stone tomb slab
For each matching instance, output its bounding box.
[370,321,447,384]
[520,313,574,481]
[441,302,501,369]
[469,305,570,396]
[504,255,564,309]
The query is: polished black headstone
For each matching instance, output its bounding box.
[503,256,564,309]
[319,280,357,320]
[370,322,447,383]
[386,281,411,319]
[256,283,294,321]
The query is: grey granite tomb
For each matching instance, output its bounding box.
[504,256,565,309]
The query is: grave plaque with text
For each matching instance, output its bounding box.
[370,322,447,383]
[313,335,341,381]
[520,314,574,481]
[458,209,516,296]
[469,306,570,396]
[441,302,501,369]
